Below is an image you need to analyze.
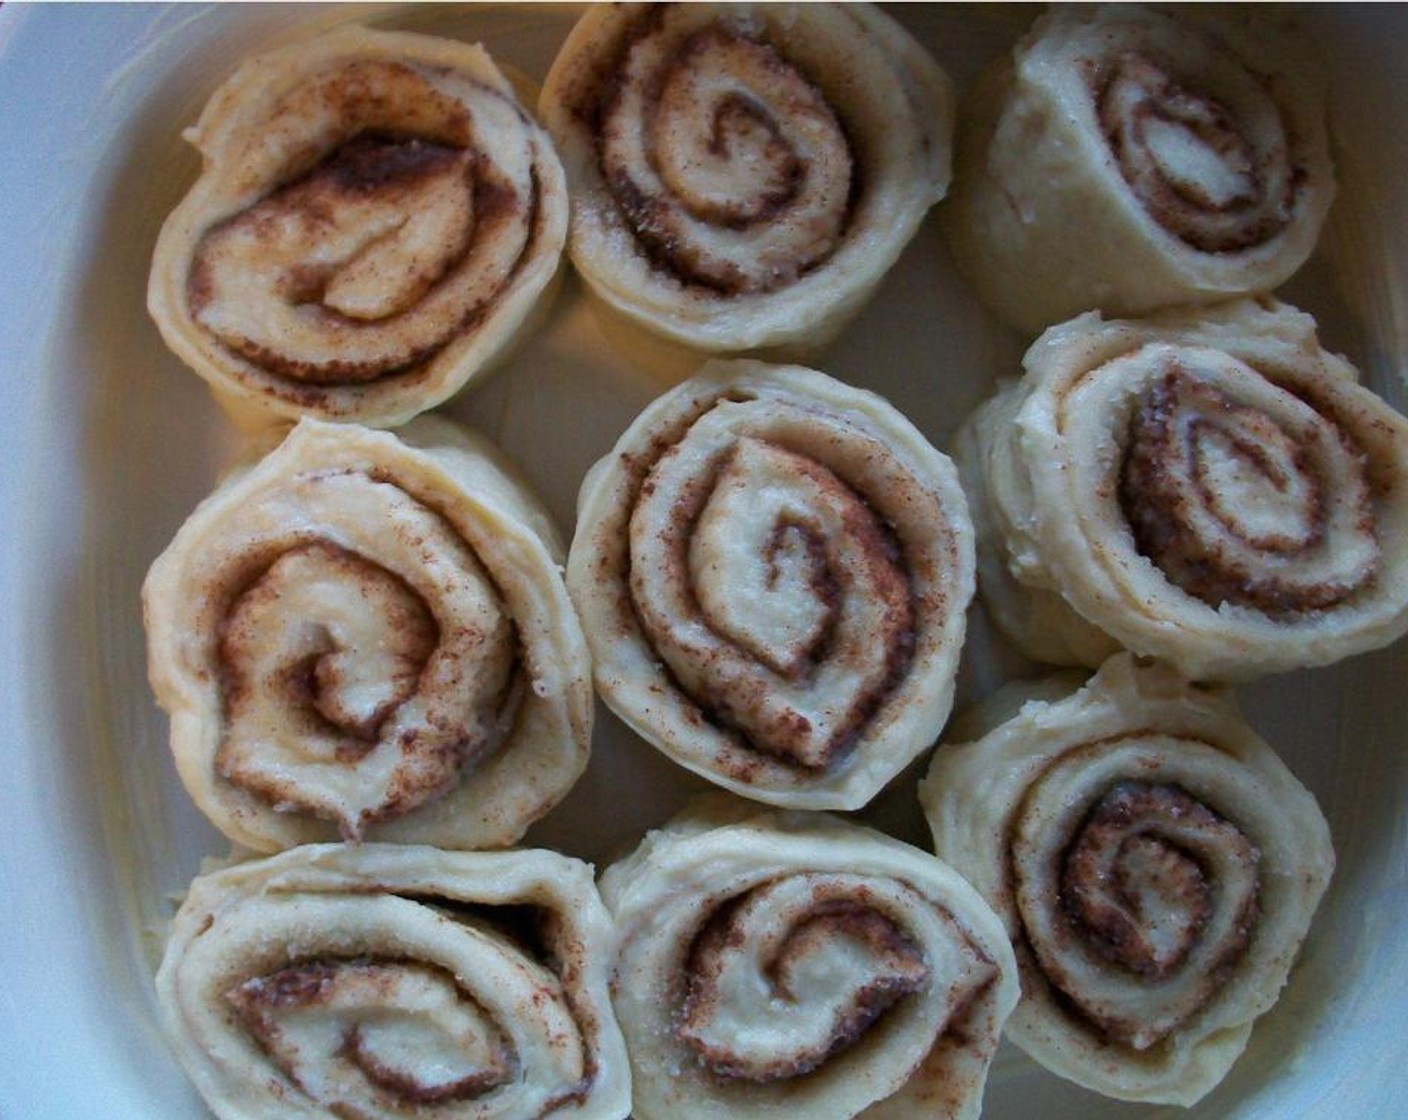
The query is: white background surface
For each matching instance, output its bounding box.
[1,4,1406,1118]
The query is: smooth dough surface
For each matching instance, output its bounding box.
[942,5,1334,334]
[148,24,568,427]
[157,843,630,1120]
[539,2,954,365]
[920,653,1334,1105]
[601,795,1019,1120]
[567,359,974,809]
[143,416,592,851]
[953,298,1408,680]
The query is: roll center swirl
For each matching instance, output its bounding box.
[676,877,931,1082]
[1016,762,1264,1052]
[222,543,439,746]
[689,440,852,679]
[1097,51,1294,252]
[600,21,853,294]
[1120,365,1378,613]
[211,470,521,841]
[187,59,534,386]
[632,426,916,773]
[228,959,516,1106]
[1062,782,1247,980]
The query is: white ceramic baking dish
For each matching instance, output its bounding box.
[1,5,1403,1117]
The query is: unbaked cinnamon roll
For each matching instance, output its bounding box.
[942,5,1334,333]
[601,796,1018,1120]
[538,3,953,365]
[148,25,567,427]
[143,417,592,851]
[919,653,1335,1105]
[567,360,974,808]
[953,298,1408,680]
[157,843,630,1120]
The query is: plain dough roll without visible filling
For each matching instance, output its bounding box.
[538,2,954,365]
[600,795,1019,1120]
[567,360,974,809]
[942,5,1334,334]
[919,653,1335,1105]
[143,416,592,852]
[156,844,631,1120]
[148,25,568,427]
[953,298,1408,681]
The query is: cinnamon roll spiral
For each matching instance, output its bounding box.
[601,796,1018,1120]
[538,3,953,363]
[942,5,1334,333]
[919,653,1335,1105]
[143,417,592,851]
[567,360,974,808]
[156,844,630,1120]
[148,25,567,427]
[953,299,1408,680]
